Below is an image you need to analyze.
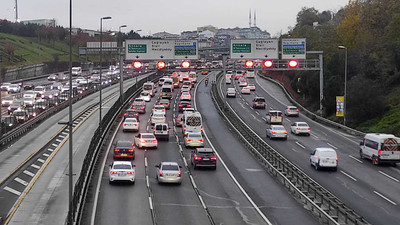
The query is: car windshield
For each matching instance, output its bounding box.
[24,97,33,101]
[188,133,202,138]
[162,165,179,171]
[273,127,286,131]
[298,123,308,127]
[125,118,137,122]
[153,114,164,118]
[114,164,132,170]
[142,134,155,139]
[256,99,265,102]
[117,142,132,148]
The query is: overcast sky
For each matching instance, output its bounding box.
[1,0,349,37]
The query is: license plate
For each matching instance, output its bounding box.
[203,158,209,161]
[121,153,127,157]
[118,172,126,176]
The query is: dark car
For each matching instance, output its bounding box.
[132,103,146,114]
[1,115,16,132]
[124,109,139,122]
[191,148,217,169]
[114,140,135,159]
[23,83,35,90]
[252,97,266,109]
[158,99,170,110]
[178,100,192,112]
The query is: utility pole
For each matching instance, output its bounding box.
[14,0,19,22]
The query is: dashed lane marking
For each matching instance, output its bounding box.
[340,170,357,182]
[14,177,28,186]
[4,186,21,196]
[23,170,35,177]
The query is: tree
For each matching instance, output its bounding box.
[3,42,18,61]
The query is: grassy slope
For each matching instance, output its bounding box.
[0,33,79,67]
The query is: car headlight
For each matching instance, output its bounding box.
[7,107,11,110]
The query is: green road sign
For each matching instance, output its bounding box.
[232,43,251,53]
[128,44,147,53]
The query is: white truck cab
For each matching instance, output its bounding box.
[360,133,400,165]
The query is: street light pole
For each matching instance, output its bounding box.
[67,0,73,224]
[338,45,348,126]
[99,16,111,131]
[118,25,127,103]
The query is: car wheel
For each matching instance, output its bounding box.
[372,156,379,165]
[332,167,337,172]
[109,180,113,184]
[193,164,197,169]
[359,150,365,159]
[131,180,135,185]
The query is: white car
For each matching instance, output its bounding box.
[180,92,192,101]
[123,118,139,132]
[239,81,248,87]
[155,162,182,184]
[109,161,136,184]
[247,84,256,91]
[285,106,300,117]
[151,113,166,124]
[241,87,251,94]
[226,78,232,84]
[34,86,46,97]
[184,132,204,148]
[7,84,21,93]
[152,105,166,115]
[1,83,12,91]
[226,88,236,98]
[2,96,15,106]
[23,97,36,107]
[23,91,37,99]
[134,133,158,149]
[290,122,310,135]
[310,148,338,171]
[266,125,288,140]
[139,91,151,102]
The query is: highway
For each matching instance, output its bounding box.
[221,72,400,225]
[88,71,318,225]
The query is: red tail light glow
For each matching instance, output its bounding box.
[152,140,158,143]
[199,139,204,142]
[297,128,300,130]
[110,171,117,175]
[178,171,182,177]
[335,157,338,161]
[114,149,120,152]
[272,131,277,134]
[159,171,163,176]
[194,156,202,160]
[308,128,311,130]
[186,139,192,142]
[124,113,128,116]
[127,171,134,175]
[283,131,288,134]
[128,149,134,152]
[211,156,217,161]
[179,104,183,107]
[378,150,381,155]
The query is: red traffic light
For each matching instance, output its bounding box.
[157,61,166,69]
[263,60,273,68]
[181,61,190,69]
[288,60,298,68]
[245,60,254,68]
[133,61,143,69]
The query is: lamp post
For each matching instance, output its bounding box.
[118,25,127,103]
[338,45,347,126]
[67,0,73,224]
[99,16,112,131]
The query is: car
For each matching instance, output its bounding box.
[123,117,139,132]
[158,99,170,110]
[175,113,184,127]
[152,105,166,115]
[359,133,400,165]
[290,122,311,135]
[7,100,24,114]
[34,86,46,97]
[266,125,288,140]
[191,148,217,169]
[47,74,59,81]
[201,70,209,75]
[241,86,251,94]
[2,96,15,107]
[131,103,146,114]
[139,91,151,102]
[226,77,232,84]
[133,98,145,105]
[178,101,192,112]
[310,147,338,171]
[285,106,300,117]
[180,86,191,94]
[238,76,246,83]
[50,82,63,91]
[155,162,182,184]
[151,112,166,124]
[33,99,47,111]
[134,133,158,149]
[234,71,243,80]
[42,90,59,100]
[184,132,204,148]
[226,88,236,98]
[124,109,139,121]
[7,84,21,93]
[13,109,30,123]
[23,83,35,90]
[180,92,192,101]
[252,97,266,109]
[109,161,136,184]
[114,140,135,159]
[23,91,37,99]
[247,84,256,91]
[1,83,12,91]
[239,80,248,87]
[153,123,170,141]
[266,110,283,124]
[23,97,36,107]
[158,77,166,86]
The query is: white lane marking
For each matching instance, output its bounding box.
[43,153,49,157]
[310,133,319,139]
[291,148,299,152]
[56,139,63,142]
[285,118,291,122]
[14,177,29,186]
[146,175,149,188]
[37,159,45,163]
[62,132,68,135]
[144,157,148,167]
[31,164,40,169]
[340,170,357,182]
[349,155,363,163]
[149,197,153,210]
[262,118,266,121]
[4,186,21,196]
[379,171,399,183]
[23,170,35,177]
[52,144,58,147]
[146,126,149,131]
[198,195,207,209]
[295,142,306,149]
[48,148,54,152]
[374,191,397,205]
[189,175,197,189]
[245,168,264,172]
[255,111,260,116]
[326,143,338,149]
[59,136,66,139]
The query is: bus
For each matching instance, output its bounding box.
[143,82,155,97]
[183,111,202,136]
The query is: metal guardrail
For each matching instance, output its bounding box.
[70,72,162,225]
[211,72,370,225]
[257,74,365,137]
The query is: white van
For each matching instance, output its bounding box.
[310,147,338,171]
[360,133,400,165]
[245,70,255,78]
[71,67,82,76]
[183,111,202,136]
[161,85,173,99]
[143,82,155,97]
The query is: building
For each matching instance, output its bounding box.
[152,31,180,39]
[217,26,270,39]
[21,19,56,27]
[198,30,215,41]
[197,25,218,34]
[71,28,100,37]
[181,31,198,39]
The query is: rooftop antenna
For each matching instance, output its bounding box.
[254,10,257,27]
[249,9,251,28]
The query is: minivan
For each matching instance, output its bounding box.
[266,110,283,124]
[153,123,170,141]
[310,147,338,171]
[360,133,400,165]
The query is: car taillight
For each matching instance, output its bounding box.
[162,110,165,112]
[110,171,117,175]
[140,107,145,110]
[280,114,283,117]
[161,118,165,120]
[124,113,128,116]
[114,149,120,152]
[132,107,136,110]
[188,105,191,107]
[211,156,217,161]
[318,157,321,161]
[283,131,288,134]
[127,171,134,175]
[159,171,163,176]
[308,128,311,130]
[199,139,204,142]
[123,123,126,126]
[128,149,134,152]
[335,157,338,161]
[179,104,183,107]
[296,109,299,112]
[140,139,146,143]
[378,150,381,155]
[186,139,192,142]
[297,127,300,130]
[178,171,181,177]
[272,131,277,134]
[194,156,202,160]
[153,140,158,143]
[201,127,203,132]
